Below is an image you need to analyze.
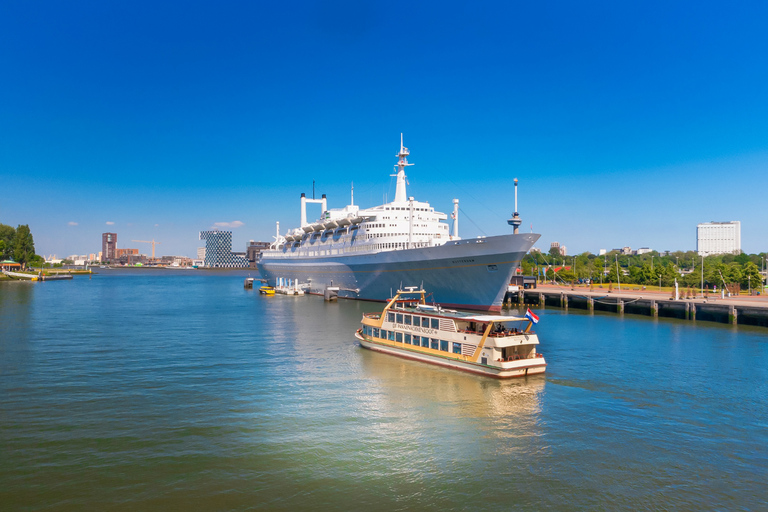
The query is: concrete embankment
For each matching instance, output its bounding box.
[505,284,768,328]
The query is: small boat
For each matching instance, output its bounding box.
[355,287,546,378]
[259,285,275,295]
[2,270,73,281]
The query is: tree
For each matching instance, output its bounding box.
[0,223,15,260]
[741,262,762,292]
[12,224,35,268]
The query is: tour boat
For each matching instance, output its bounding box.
[355,287,546,378]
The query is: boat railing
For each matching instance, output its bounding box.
[363,313,381,319]
[498,353,544,363]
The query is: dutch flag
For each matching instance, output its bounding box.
[525,308,540,324]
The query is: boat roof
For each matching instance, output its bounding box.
[460,314,528,323]
[395,304,527,323]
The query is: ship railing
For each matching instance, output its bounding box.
[363,313,381,319]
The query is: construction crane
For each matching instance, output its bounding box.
[132,239,162,260]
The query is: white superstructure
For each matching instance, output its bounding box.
[697,221,741,256]
[265,135,456,259]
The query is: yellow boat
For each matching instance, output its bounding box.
[259,285,275,295]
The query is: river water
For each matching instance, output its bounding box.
[1,269,767,511]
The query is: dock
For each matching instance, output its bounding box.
[505,284,768,328]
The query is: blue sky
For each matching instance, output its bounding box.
[1,0,766,258]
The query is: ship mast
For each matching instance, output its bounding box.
[392,133,413,203]
[508,178,522,234]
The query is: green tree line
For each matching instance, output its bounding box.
[0,223,44,268]
[521,249,766,292]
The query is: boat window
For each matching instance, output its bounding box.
[440,340,449,352]
[422,337,430,348]
[412,335,420,346]
[404,334,411,344]
[431,318,439,329]
[387,312,395,322]
[388,331,395,341]
[396,313,403,324]
[421,317,429,328]
[380,329,387,339]
[373,328,380,338]
[404,315,411,325]
[396,332,403,342]
[430,339,439,350]
[452,342,461,354]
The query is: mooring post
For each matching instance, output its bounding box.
[684,302,690,320]
[560,292,568,310]
[691,303,696,321]
[539,293,545,309]
[617,299,624,315]
[729,305,737,325]
[650,299,658,318]
[588,297,594,314]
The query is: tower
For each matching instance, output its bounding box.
[507,178,522,234]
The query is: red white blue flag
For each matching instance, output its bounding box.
[525,308,539,324]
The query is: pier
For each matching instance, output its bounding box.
[505,284,768,328]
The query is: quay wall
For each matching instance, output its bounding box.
[503,286,768,328]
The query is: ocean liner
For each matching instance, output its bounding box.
[256,136,540,311]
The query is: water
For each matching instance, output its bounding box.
[2,270,767,511]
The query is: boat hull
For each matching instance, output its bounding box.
[258,232,540,311]
[355,332,546,378]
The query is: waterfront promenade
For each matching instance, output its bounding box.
[511,283,768,327]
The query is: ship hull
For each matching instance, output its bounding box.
[257,232,540,311]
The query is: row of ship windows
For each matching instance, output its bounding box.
[367,232,432,239]
[382,207,431,212]
[387,312,440,329]
[362,326,464,354]
[280,241,433,254]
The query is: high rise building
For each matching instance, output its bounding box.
[102,233,117,262]
[199,230,249,268]
[697,221,741,256]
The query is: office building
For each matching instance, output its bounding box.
[199,230,249,268]
[102,233,117,262]
[697,221,741,256]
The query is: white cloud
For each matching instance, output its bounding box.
[154,224,159,227]
[212,221,245,229]
[68,221,78,226]
[106,221,115,225]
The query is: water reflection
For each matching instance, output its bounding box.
[0,281,35,344]
[358,347,545,420]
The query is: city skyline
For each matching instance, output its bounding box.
[2,1,767,257]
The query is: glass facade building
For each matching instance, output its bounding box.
[199,230,249,268]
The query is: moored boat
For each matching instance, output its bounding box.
[257,136,540,311]
[259,285,275,295]
[355,287,546,378]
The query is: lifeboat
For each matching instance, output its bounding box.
[302,225,314,233]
